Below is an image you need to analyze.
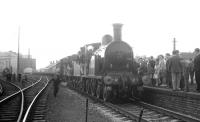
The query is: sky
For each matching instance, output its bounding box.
[0,0,200,69]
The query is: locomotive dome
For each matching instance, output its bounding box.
[102,34,112,46]
[94,34,113,57]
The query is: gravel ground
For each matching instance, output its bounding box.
[45,84,114,122]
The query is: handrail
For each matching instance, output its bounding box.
[22,76,49,122]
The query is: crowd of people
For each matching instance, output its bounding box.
[137,48,200,92]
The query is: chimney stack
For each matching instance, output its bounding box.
[113,23,123,41]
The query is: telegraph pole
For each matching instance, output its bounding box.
[17,26,20,83]
[84,45,87,75]
[28,48,30,59]
[173,37,176,51]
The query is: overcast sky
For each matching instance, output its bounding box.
[0,0,200,69]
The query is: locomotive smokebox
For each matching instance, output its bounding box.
[113,23,123,41]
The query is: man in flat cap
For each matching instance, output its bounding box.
[194,48,200,92]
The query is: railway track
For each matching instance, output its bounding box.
[0,76,49,122]
[0,75,40,101]
[0,79,20,101]
[70,87,199,122]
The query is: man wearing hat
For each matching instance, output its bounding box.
[194,48,200,92]
[168,50,183,91]
[52,74,62,97]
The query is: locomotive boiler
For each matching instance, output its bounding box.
[60,23,143,101]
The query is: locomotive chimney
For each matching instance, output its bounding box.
[113,23,123,41]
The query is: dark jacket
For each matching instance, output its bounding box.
[147,60,155,74]
[181,60,190,73]
[166,59,170,72]
[194,54,200,71]
[53,77,61,88]
[188,60,194,72]
[168,55,182,73]
[138,62,147,75]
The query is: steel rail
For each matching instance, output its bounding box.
[22,76,43,90]
[17,88,24,122]
[18,76,43,122]
[0,78,20,95]
[0,82,21,103]
[0,76,42,103]
[69,87,139,121]
[102,101,142,122]
[22,76,49,122]
[0,78,24,122]
[70,86,197,122]
[130,97,200,122]
[0,76,43,122]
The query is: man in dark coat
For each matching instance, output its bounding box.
[194,48,200,92]
[52,74,62,97]
[168,50,183,91]
[181,59,190,91]
[147,56,156,86]
[165,53,172,88]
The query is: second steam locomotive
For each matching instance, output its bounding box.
[57,23,143,101]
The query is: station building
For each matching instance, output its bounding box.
[0,51,36,74]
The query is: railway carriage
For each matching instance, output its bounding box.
[59,23,143,101]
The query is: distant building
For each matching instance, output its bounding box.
[0,51,36,74]
[40,61,58,73]
[180,52,194,60]
[19,57,36,73]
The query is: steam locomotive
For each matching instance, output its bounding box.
[58,23,143,101]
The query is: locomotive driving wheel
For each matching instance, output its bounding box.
[96,85,101,98]
[91,88,95,96]
[86,80,90,94]
[131,87,135,97]
[91,80,96,96]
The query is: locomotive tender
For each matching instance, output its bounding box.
[59,23,143,101]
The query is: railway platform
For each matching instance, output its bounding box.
[140,85,200,121]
